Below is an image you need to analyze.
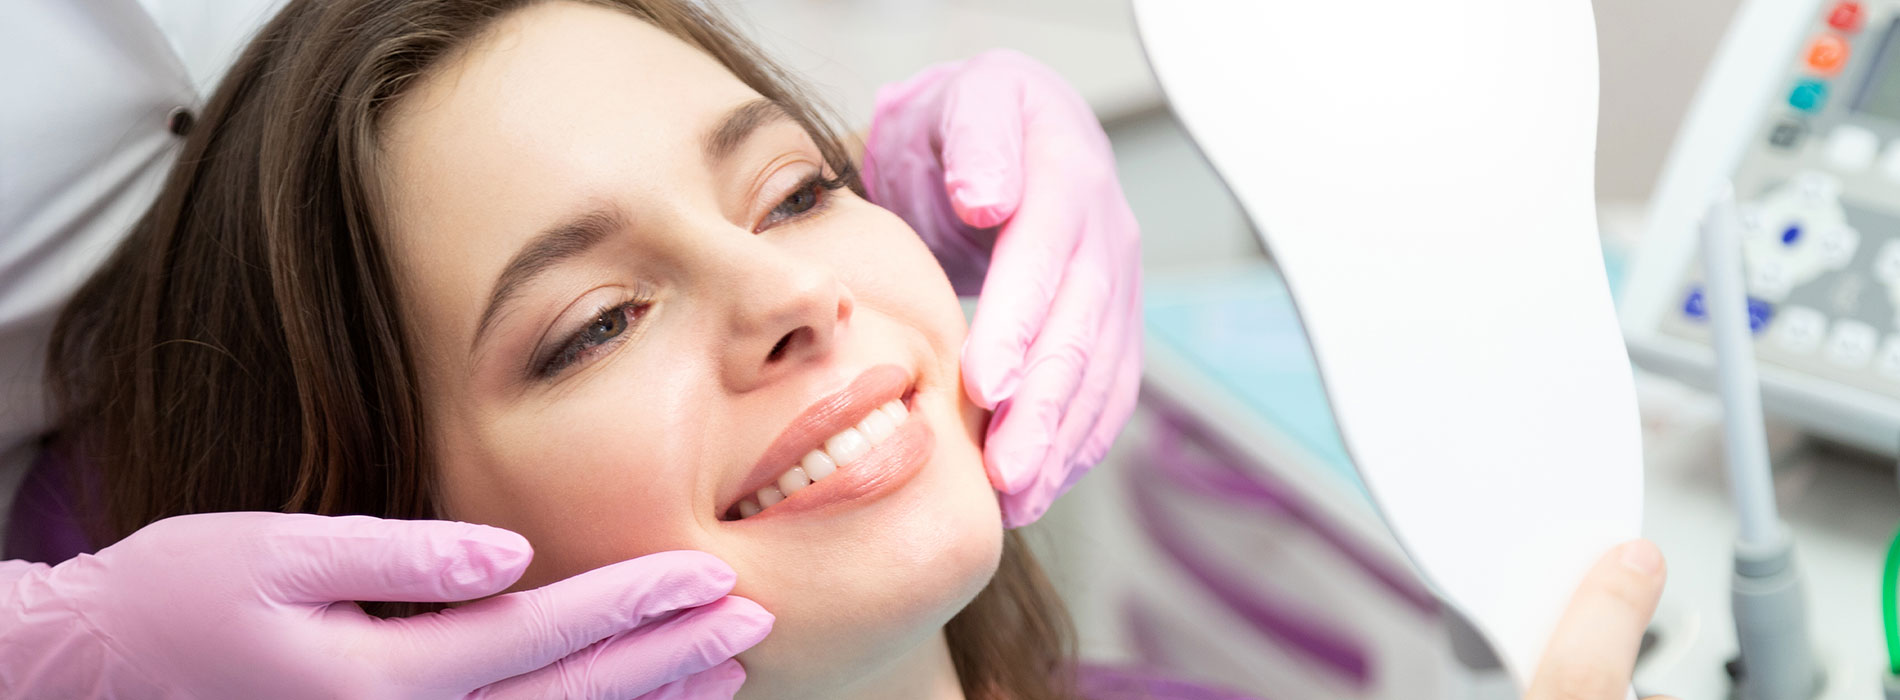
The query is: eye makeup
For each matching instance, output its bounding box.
[753,167,852,233]
[528,162,854,381]
[533,286,655,379]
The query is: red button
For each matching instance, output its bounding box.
[1808,34,1849,75]
[1829,2,1863,32]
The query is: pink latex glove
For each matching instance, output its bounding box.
[863,49,1143,527]
[0,512,770,698]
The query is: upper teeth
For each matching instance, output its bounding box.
[735,399,910,519]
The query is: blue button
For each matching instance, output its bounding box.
[1790,79,1829,112]
[1683,287,1773,333]
[1747,297,1774,333]
[1684,287,1707,319]
[1781,224,1802,245]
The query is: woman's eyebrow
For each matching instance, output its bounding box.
[468,98,790,356]
[704,97,794,163]
[471,206,628,355]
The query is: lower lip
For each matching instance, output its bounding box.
[734,409,935,523]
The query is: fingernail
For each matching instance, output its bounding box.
[1619,540,1663,575]
[974,367,1021,406]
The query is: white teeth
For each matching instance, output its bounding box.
[801,449,837,480]
[733,396,914,520]
[824,428,871,466]
[858,409,896,442]
[777,467,812,496]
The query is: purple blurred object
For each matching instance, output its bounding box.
[1142,393,1438,615]
[4,446,94,564]
[1129,456,1374,687]
[1076,662,1264,700]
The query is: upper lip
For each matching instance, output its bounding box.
[717,364,915,520]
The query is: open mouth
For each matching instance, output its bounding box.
[722,388,916,521]
[717,363,924,522]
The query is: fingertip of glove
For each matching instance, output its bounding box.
[702,597,775,653]
[960,353,1019,408]
[460,522,532,556]
[438,524,534,588]
[948,182,1011,229]
[643,550,740,593]
[698,659,749,697]
[997,496,1047,530]
[960,371,1001,411]
[983,434,1047,498]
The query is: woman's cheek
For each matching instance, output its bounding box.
[471,404,707,587]
[833,206,968,334]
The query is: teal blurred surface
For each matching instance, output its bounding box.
[1141,246,1628,497]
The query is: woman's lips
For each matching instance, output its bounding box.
[730,403,934,523]
[718,364,925,521]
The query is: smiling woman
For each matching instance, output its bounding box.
[44,0,1071,698]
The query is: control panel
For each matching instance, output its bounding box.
[1660,1,1900,399]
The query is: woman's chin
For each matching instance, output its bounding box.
[729,521,999,699]
[726,396,1002,698]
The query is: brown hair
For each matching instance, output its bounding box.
[47,0,1072,697]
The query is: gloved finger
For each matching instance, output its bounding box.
[980,235,1109,495]
[1006,301,1141,528]
[1084,310,1143,474]
[861,60,963,205]
[372,550,749,688]
[996,243,1136,527]
[1057,230,1142,476]
[962,162,1091,407]
[258,514,533,605]
[635,659,748,700]
[936,51,1032,229]
[472,598,769,700]
[1525,540,1666,700]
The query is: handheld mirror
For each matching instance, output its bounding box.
[1131,0,1645,690]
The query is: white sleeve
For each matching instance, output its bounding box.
[0,0,279,540]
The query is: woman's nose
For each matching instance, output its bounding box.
[716,252,852,392]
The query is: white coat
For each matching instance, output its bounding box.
[0,0,287,535]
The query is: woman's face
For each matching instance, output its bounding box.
[376,2,1002,695]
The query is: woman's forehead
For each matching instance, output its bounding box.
[374,1,766,350]
[382,1,760,184]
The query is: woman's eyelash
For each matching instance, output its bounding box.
[757,168,852,232]
[535,293,652,379]
[530,167,852,381]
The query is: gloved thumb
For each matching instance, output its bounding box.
[938,50,1033,229]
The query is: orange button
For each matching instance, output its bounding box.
[1808,34,1849,75]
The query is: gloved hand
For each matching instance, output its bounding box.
[0,512,770,699]
[863,49,1143,527]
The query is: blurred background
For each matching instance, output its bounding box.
[735,1,1898,699]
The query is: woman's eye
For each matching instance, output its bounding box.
[757,171,848,232]
[580,307,628,345]
[539,300,645,377]
[765,180,823,226]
